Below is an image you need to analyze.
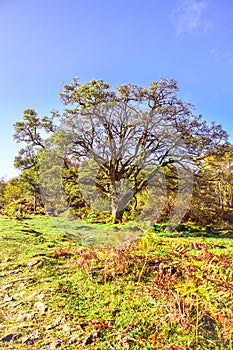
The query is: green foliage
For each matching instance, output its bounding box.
[4,198,34,219]
[62,162,86,212]
[13,109,57,151]
[1,167,46,218]
[0,177,6,211]
[187,144,233,226]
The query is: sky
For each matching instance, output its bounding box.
[0,0,233,179]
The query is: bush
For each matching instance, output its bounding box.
[4,198,34,219]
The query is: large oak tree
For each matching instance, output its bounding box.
[13,78,228,223]
[55,78,228,223]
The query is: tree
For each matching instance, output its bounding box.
[13,108,57,167]
[13,78,229,224]
[2,177,31,218]
[13,109,58,213]
[188,144,233,225]
[46,77,227,223]
[19,167,43,213]
[0,177,6,212]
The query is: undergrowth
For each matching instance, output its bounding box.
[0,215,233,349]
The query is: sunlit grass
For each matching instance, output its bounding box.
[0,214,233,349]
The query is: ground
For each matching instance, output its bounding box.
[0,215,233,349]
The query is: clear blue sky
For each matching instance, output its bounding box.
[1,0,233,179]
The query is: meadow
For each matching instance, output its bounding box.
[0,215,233,349]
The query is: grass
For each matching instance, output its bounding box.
[0,214,233,349]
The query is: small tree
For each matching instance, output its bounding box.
[13,109,57,213]
[0,177,6,212]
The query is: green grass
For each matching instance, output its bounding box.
[0,215,233,349]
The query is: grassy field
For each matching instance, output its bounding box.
[0,215,233,349]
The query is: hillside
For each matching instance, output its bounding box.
[0,215,233,349]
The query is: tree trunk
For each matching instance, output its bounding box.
[33,194,36,213]
[111,210,124,224]
[111,199,124,224]
[131,196,137,216]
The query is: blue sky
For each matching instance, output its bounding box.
[1,0,233,179]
